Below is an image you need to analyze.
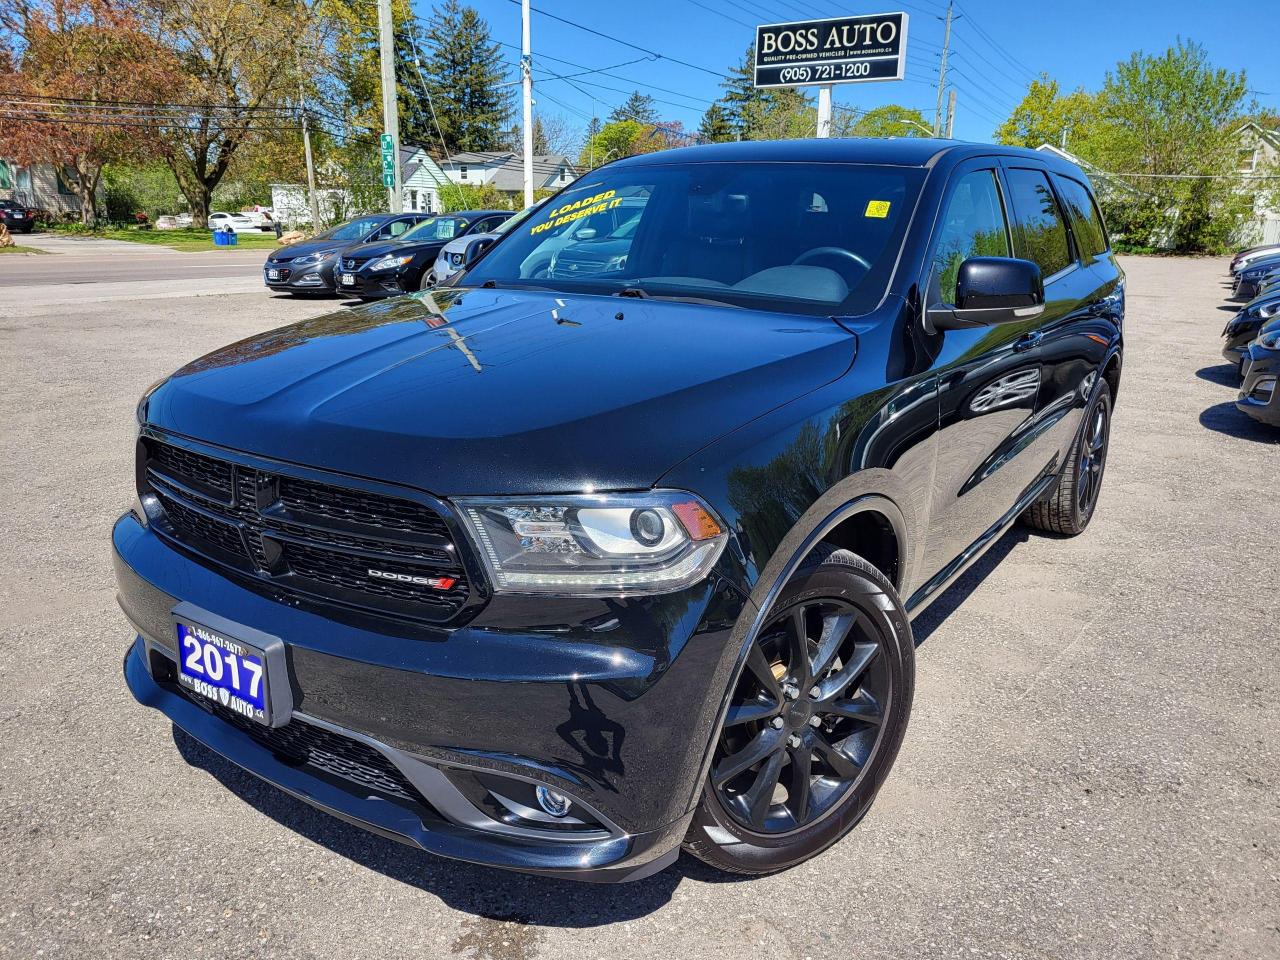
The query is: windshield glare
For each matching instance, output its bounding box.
[404,216,466,241]
[462,162,922,315]
[321,217,386,242]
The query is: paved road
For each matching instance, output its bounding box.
[0,232,269,303]
[1,257,1277,959]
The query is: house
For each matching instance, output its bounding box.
[439,151,577,198]
[1233,121,1280,245]
[400,144,451,214]
[0,157,99,217]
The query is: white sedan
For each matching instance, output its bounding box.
[207,212,259,233]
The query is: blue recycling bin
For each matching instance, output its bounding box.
[212,229,224,246]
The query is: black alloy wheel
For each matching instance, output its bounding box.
[1024,379,1113,536]
[685,548,914,875]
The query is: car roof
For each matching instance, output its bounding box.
[608,137,1078,173]
[450,209,512,219]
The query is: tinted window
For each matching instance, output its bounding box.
[1054,176,1108,261]
[930,169,1010,304]
[463,162,924,316]
[1005,169,1072,278]
[319,217,386,242]
[402,216,465,241]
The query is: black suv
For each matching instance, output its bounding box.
[116,139,1123,882]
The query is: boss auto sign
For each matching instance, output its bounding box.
[754,12,908,88]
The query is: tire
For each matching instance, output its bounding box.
[1023,379,1112,536]
[684,547,915,876]
[418,269,435,292]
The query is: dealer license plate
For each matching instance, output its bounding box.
[267,268,280,280]
[175,620,271,725]
[341,272,355,286]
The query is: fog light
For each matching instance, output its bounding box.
[535,785,571,818]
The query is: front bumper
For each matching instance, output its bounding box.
[264,261,335,293]
[335,269,411,299]
[1222,327,1261,365]
[1237,346,1280,427]
[114,511,750,881]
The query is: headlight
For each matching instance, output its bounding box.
[290,251,329,266]
[1262,302,1280,319]
[368,253,414,271]
[455,491,729,596]
[1257,329,1280,350]
[605,254,628,271]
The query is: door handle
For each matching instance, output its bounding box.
[1013,330,1042,352]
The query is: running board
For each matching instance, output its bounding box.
[904,472,1058,617]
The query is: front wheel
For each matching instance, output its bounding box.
[684,548,914,875]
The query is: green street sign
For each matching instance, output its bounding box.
[380,133,396,187]
[380,133,394,157]
[382,170,396,188]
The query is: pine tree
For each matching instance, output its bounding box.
[720,45,766,136]
[720,44,812,140]
[609,91,658,125]
[420,0,512,153]
[698,103,734,143]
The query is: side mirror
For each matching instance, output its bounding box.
[927,256,1045,332]
[573,227,598,241]
[464,237,495,265]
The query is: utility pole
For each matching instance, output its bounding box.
[933,1,955,137]
[296,58,321,229]
[816,84,832,138]
[377,0,403,213]
[945,88,956,139]
[520,0,534,208]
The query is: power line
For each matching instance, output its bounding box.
[951,2,1039,81]
[1,92,294,113]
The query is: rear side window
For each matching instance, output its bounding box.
[1053,176,1108,261]
[1005,168,1073,279]
[930,169,1011,305]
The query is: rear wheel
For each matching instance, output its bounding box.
[684,548,914,875]
[1023,380,1112,536]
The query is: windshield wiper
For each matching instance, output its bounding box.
[614,286,651,299]
[613,286,741,308]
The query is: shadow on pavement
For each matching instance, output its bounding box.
[172,727,691,926]
[1196,363,1241,387]
[1199,401,1279,443]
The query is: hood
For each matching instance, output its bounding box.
[269,238,348,262]
[355,237,448,261]
[143,288,856,496]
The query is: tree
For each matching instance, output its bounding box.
[609,91,657,125]
[578,119,668,167]
[996,75,1096,150]
[418,0,510,153]
[1086,41,1255,251]
[697,103,734,143]
[145,0,306,222]
[0,0,179,225]
[851,104,931,138]
[718,44,812,140]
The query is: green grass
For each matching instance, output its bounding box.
[0,244,48,254]
[48,224,281,251]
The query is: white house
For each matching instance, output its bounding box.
[439,151,577,198]
[1233,121,1280,245]
[0,157,98,217]
[400,144,451,214]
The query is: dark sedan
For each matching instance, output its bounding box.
[0,198,34,234]
[1238,316,1280,427]
[263,213,431,296]
[334,210,512,299]
[1222,289,1280,372]
[1232,253,1280,302]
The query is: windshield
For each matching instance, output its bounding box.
[403,216,466,241]
[491,205,538,236]
[318,216,387,242]
[462,162,923,315]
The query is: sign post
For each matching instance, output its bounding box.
[754,12,909,139]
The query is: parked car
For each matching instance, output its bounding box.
[546,209,644,280]
[1231,242,1280,275]
[154,216,180,230]
[118,139,1124,882]
[335,210,513,298]
[429,203,544,287]
[1233,253,1280,301]
[1237,315,1280,427]
[1223,289,1280,373]
[262,213,432,296]
[207,212,258,233]
[0,198,34,234]
[175,213,194,228]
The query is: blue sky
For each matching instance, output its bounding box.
[428,0,1280,144]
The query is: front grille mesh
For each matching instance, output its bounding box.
[143,439,470,622]
[193,694,427,804]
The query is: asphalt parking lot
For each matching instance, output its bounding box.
[1,255,1276,959]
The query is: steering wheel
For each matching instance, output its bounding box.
[793,246,872,272]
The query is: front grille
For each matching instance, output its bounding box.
[192,693,427,804]
[143,438,471,622]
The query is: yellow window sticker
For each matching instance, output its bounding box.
[865,200,891,219]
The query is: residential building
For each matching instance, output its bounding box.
[439,151,577,198]
[0,158,99,217]
[1233,121,1280,245]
